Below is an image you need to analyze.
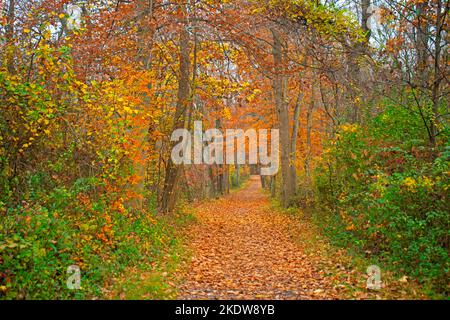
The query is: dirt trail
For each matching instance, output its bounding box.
[177,176,343,300]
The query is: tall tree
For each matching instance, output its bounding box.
[271,27,295,207]
[160,3,191,213]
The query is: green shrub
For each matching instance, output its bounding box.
[0,179,186,299]
[314,104,450,295]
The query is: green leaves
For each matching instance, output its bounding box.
[314,102,450,295]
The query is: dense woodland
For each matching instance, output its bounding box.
[0,0,448,299]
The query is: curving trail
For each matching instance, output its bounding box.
[177,176,344,300]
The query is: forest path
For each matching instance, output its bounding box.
[177,176,346,300]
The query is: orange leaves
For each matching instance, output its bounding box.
[385,37,405,53]
[112,199,127,214]
[97,214,114,245]
[77,193,92,209]
[128,174,142,186]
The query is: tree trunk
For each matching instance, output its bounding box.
[429,0,444,148]
[290,86,303,192]
[131,0,156,211]
[272,28,294,207]
[6,0,16,74]
[305,81,315,180]
[361,0,371,42]
[160,13,190,213]
[270,175,276,198]
[260,174,266,189]
[223,165,229,194]
[416,2,430,88]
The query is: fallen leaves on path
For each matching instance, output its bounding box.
[178,177,336,299]
[177,177,426,300]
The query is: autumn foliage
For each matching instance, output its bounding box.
[0,0,448,299]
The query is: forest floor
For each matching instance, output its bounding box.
[176,176,427,300]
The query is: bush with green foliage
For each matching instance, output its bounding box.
[314,103,450,295]
[0,176,190,299]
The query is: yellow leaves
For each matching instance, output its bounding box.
[402,177,417,193]
[421,176,434,190]
[123,106,133,115]
[246,88,263,103]
[42,30,52,41]
[340,123,359,134]
[23,28,31,34]
[222,107,232,120]
[37,118,50,126]
[241,81,251,88]
[402,176,435,193]
[251,7,265,15]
